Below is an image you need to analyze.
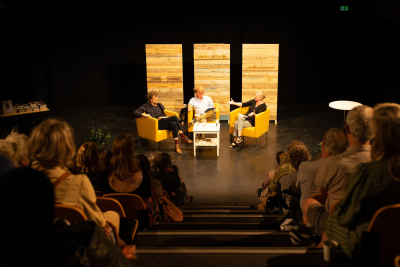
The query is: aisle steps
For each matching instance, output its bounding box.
[134,203,350,266]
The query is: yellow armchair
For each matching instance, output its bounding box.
[229,107,270,146]
[187,103,220,132]
[135,110,179,150]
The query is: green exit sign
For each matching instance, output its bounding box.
[340,6,349,11]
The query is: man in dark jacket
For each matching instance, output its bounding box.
[133,91,192,154]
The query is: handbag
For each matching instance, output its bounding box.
[161,196,183,222]
[55,220,133,267]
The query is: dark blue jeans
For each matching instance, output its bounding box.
[158,116,182,138]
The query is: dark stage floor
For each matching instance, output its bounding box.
[12,100,344,204]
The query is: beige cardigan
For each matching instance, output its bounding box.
[44,166,106,227]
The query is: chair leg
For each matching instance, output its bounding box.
[255,138,257,147]
[156,142,159,151]
[138,137,140,147]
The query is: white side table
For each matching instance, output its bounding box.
[329,100,362,130]
[193,123,220,156]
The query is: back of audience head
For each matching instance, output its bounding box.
[110,134,140,180]
[287,140,305,152]
[76,142,102,175]
[168,165,179,176]
[28,118,76,171]
[346,105,374,143]
[323,128,348,155]
[149,151,161,171]
[288,145,311,170]
[100,150,112,170]
[280,152,289,164]
[276,151,285,165]
[154,152,172,171]
[135,154,151,173]
[370,103,400,168]
[0,129,30,167]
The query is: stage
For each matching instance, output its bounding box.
[48,99,343,204]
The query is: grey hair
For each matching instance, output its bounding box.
[323,128,348,155]
[346,105,374,142]
[256,91,266,100]
[0,129,29,167]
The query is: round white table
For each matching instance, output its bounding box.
[329,100,362,130]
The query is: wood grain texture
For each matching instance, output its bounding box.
[194,44,230,116]
[145,44,183,113]
[242,44,279,121]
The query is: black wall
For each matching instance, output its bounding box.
[1,1,399,107]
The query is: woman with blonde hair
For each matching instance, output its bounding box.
[322,103,400,260]
[29,119,135,259]
[76,142,103,191]
[0,129,30,167]
[101,134,151,202]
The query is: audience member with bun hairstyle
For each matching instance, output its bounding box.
[28,119,136,259]
[76,142,103,191]
[0,129,30,167]
[101,134,152,203]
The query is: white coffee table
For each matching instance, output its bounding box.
[193,123,220,156]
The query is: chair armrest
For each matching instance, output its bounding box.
[187,108,194,123]
[214,103,220,120]
[164,110,179,117]
[254,108,270,138]
[135,117,158,140]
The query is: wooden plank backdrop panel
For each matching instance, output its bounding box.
[242,44,279,121]
[194,44,230,116]
[145,44,183,113]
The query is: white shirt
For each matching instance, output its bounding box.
[188,95,214,116]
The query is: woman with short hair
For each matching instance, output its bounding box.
[228,91,267,148]
[133,90,192,154]
[0,129,30,167]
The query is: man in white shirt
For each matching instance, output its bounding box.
[188,86,216,124]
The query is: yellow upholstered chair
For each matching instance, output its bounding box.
[187,103,220,133]
[135,110,179,150]
[229,106,270,146]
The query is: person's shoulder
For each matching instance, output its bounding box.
[204,95,212,100]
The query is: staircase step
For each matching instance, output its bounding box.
[151,221,281,231]
[182,209,265,213]
[137,232,297,247]
[136,247,326,254]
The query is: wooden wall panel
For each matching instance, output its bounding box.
[194,44,230,116]
[242,44,279,122]
[145,44,183,113]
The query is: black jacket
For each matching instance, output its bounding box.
[133,102,166,118]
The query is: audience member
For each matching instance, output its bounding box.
[101,134,151,203]
[257,151,285,198]
[150,152,181,207]
[296,128,348,214]
[323,103,400,260]
[100,150,112,170]
[268,140,305,193]
[280,145,311,216]
[303,105,373,236]
[0,129,30,167]
[0,155,14,177]
[0,167,55,267]
[149,151,161,171]
[76,142,103,191]
[28,119,135,259]
[168,164,193,203]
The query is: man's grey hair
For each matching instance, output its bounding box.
[346,105,374,142]
[323,128,348,155]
